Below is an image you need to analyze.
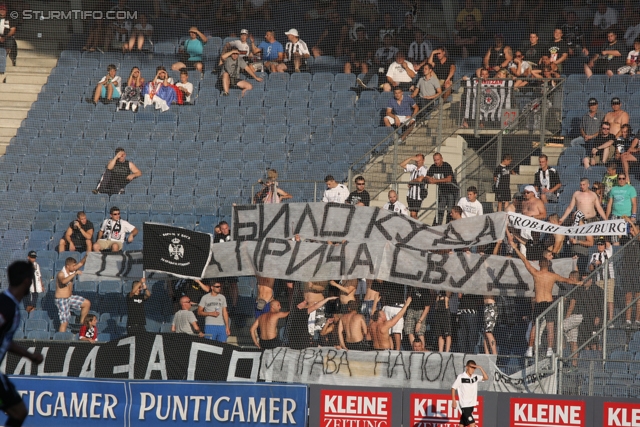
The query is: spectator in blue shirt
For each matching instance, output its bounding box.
[250,30,284,73]
[384,87,419,140]
[172,26,208,74]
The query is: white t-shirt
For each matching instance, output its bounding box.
[386,61,416,83]
[383,201,409,216]
[113,20,132,43]
[229,39,251,56]
[98,75,122,88]
[100,219,135,243]
[30,261,43,294]
[452,372,484,408]
[457,197,483,217]
[322,184,350,203]
[594,7,618,30]
[176,82,194,102]
[134,23,153,33]
[627,50,640,65]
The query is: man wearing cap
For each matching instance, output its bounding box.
[219,47,264,97]
[25,251,43,313]
[603,96,629,137]
[59,211,94,253]
[322,175,350,204]
[250,30,284,73]
[522,185,547,220]
[478,34,512,77]
[580,98,605,143]
[276,29,309,73]
[0,3,17,67]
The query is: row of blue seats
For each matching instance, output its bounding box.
[564,74,640,95]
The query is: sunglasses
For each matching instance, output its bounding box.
[112,213,121,216]
[356,182,365,186]
[602,127,610,130]
[212,285,221,288]
[618,177,626,180]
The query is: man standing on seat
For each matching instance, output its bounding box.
[0,261,44,427]
[400,154,428,219]
[59,211,94,253]
[56,256,91,332]
[197,281,230,342]
[94,207,137,253]
[93,148,142,195]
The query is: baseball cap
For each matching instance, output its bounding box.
[285,29,299,37]
[524,185,539,198]
[596,237,606,245]
[588,98,598,106]
[240,29,249,35]
[28,251,37,258]
[0,4,6,11]
[611,97,621,104]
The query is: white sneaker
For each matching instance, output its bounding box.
[525,348,533,358]
[546,348,554,357]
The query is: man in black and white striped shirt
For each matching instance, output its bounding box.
[408,29,432,70]
[276,28,310,73]
[400,154,428,219]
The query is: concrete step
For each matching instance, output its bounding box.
[0,101,35,109]
[0,119,24,129]
[519,165,540,175]
[0,128,17,138]
[0,92,38,102]
[0,110,28,120]
[0,137,12,146]
[511,174,534,185]
[0,84,43,94]
[1,74,48,85]
[3,65,53,75]
[9,58,59,68]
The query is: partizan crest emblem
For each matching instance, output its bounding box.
[169,238,184,260]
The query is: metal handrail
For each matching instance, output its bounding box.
[348,77,467,179]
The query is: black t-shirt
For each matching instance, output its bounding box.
[174,279,207,306]
[346,39,373,62]
[346,190,370,206]
[288,306,312,350]
[381,281,405,306]
[214,233,231,244]
[545,40,569,63]
[409,287,433,308]
[433,59,453,81]
[427,162,458,196]
[127,293,146,327]
[615,135,636,154]
[596,40,626,69]
[493,164,511,191]
[69,219,94,246]
[522,43,544,65]
[586,134,614,153]
[458,293,483,311]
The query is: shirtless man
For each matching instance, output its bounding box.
[369,297,412,350]
[509,238,579,358]
[329,279,357,308]
[256,275,275,314]
[55,256,91,332]
[338,300,369,351]
[559,178,607,225]
[603,97,629,138]
[522,185,547,220]
[250,300,289,349]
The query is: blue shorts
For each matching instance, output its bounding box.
[204,325,227,342]
[101,85,121,99]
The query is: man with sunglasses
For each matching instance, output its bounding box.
[603,97,629,138]
[606,173,637,225]
[93,206,138,253]
[451,360,488,427]
[346,176,370,206]
[197,281,230,342]
[584,121,616,167]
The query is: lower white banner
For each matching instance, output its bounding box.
[260,348,554,394]
[507,212,626,236]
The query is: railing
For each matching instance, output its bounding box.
[454,77,565,201]
[347,78,467,200]
[528,233,640,396]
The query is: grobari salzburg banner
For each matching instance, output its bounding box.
[81,204,594,296]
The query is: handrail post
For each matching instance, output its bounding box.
[314,182,317,202]
[603,259,609,364]
[540,81,548,145]
[393,132,399,193]
[437,96,444,152]
[535,315,540,389]
[557,297,564,394]
[348,168,353,193]
[474,78,482,138]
